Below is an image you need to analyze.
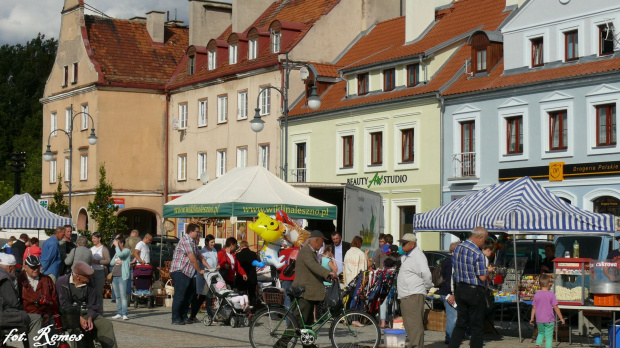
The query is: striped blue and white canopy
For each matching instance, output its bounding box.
[0,193,71,229]
[414,177,615,235]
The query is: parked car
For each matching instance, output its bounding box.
[149,236,179,267]
[424,250,450,274]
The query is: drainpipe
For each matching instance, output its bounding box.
[164,89,170,235]
[436,91,445,249]
[278,59,286,177]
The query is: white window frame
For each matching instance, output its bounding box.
[229,44,238,65]
[364,125,386,173]
[292,135,310,181]
[177,155,187,181]
[523,29,548,68]
[237,91,248,120]
[178,103,188,129]
[198,99,207,127]
[80,104,89,130]
[539,96,574,159]
[451,105,481,181]
[216,150,226,177]
[237,147,248,168]
[79,155,87,181]
[50,112,57,137]
[557,24,583,62]
[271,31,281,53]
[336,129,358,175]
[259,87,270,116]
[64,158,70,182]
[248,38,258,60]
[583,188,620,212]
[65,108,72,132]
[217,95,228,123]
[197,152,207,179]
[390,198,421,247]
[586,85,620,155]
[258,145,269,170]
[498,105,529,162]
[393,121,419,170]
[591,15,619,57]
[208,50,216,70]
[49,159,57,183]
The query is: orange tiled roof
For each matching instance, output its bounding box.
[444,56,620,96]
[168,0,341,89]
[84,15,188,89]
[312,63,342,78]
[338,0,510,70]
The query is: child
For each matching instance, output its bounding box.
[481,240,495,272]
[530,274,565,348]
[215,281,250,310]
[321,245,338,286]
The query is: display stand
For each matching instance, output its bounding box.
[557,305,620,346]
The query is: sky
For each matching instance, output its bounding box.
[0,0,190,45]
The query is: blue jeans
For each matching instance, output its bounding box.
[171,271,195,323]
[112,276,128,316]
[281,280,293,309]
[440,295,457,342]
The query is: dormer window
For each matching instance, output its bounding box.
[271,30,281,53]
[531,38,543,67]
[407,64,419,87]
[188,55,195,75]
[208,50,216,70]
[475,49,487,72]
[358,73,369,95]
[229,44,238,65]
[249,39,258,60]
[383,68,395,91]
[600,24,614,56]
[565,30,578,61]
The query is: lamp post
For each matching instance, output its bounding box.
[251,53,321,181]
[43,104,97,221]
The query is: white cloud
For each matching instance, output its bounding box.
[0,0,189,46]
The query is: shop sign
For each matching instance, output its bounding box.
[38,199,49,209]
[549,162,564,181]
[499,160,620,181]
[111,198,125,208]
[347,173,408,188]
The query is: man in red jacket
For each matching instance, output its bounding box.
[18,256,59,330]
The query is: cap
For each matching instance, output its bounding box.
[398,233,417,244]
[24,255,41,268]
[0,253,16,266]
[309,230,327,239]
[72,261,94,276]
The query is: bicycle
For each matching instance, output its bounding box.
[248,283,380,347]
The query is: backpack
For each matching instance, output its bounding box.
[431,259,446,287]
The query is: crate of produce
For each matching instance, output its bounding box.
[424,309,446,332]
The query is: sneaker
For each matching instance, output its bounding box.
[122,315,129,320]
[111,314,122,319]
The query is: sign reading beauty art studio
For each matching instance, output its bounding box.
[347,173,408,188]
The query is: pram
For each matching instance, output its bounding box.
[131,264,154,308]
[201,269,250,328]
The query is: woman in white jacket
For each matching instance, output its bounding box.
[343,236,370,286]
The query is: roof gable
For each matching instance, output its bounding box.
[586,83,620,97]
[498,97,528,108]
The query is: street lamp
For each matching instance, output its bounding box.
[43,104,97,221]
[251,53,321,181]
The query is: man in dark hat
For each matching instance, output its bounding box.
[18,255,59,341]
[11,233,29,274]
[57,261,118,348]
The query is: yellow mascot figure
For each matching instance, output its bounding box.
[248,212,287,268]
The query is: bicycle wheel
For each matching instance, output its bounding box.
[249,307,299,348]
[329,310,381,348]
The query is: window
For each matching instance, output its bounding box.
[596,104,616,146]
[258,145,269,170]
[237,147,248,167]
[531,38,543,67]
[600,24,615,56]
[198,100,207,127]
[64,158,70,182]
[259,87,270,116]
[229,44,238,65]
[217,95,228,123]
[80,155,88,180]
[65,108,72,132]
[398,206,416,239]
[197,152,207,178]
[271,31,281,53]
[188,55,195,75]
[370,132,382,165]
[506,116,523,154]
[401,129,414,163]
[383,68,395,91]
[461,121,475,153]
[358,73,369,95]
[216,150,226,177]
[237,91,248,120]
[549,110,568,150]
[49,159,57,183]
[62,65,68,86]
[179,103,188,129]
[565,30,578,61]
[343,135,353,168]
[407,64,419,87]
[248,39,258,60]
[50,112,57,136]
[208,50,216,70]
[80,104,89,130]
[476,49,487,72]
[177,155,187,181]
[72,62,78,84]
[460,120,476,177]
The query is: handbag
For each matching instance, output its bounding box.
[59,305,82,329]
[325,280,343,309]
[282,259,296,278]
[484,286,495,309]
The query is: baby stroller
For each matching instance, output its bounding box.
[132,264,154,308]
[201,269,250,328]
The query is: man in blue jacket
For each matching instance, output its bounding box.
[40,226,64,282]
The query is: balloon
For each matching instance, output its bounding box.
[248,212,287,268]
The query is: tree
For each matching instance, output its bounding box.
[87,164,126,245]
[0,181,13,204]
[46,174,69,236]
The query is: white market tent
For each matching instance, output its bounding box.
[0,193,71,229]
[163,166,337,220]
[413,176,616,340]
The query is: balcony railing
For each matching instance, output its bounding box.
[452,152,476,178]
[289,168,307,183]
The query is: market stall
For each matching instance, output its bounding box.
[413,176,615,341]
[0,193,71,234]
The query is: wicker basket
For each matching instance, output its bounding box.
[164,279,174,296]
[263,291,285,305]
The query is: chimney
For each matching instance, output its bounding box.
[146,11,165,44]
[232,0,273,33]
[405,0,435,43]
[62,0,81,13]
[189,0,232,47]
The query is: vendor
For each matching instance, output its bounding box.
[603,235,620,281]
[540,244,555,274]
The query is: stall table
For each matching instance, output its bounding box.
[557,305,620,346]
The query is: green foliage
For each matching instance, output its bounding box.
[46,174,69,236]
[0,181,13,205]
[87,165,127,245]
